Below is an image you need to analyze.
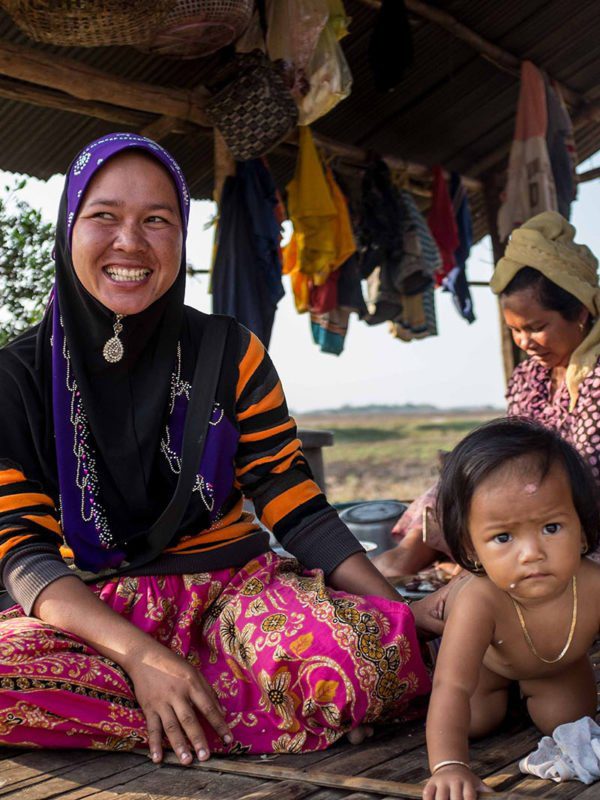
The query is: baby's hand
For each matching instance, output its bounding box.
[423,764,492,800]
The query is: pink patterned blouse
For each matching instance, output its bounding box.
[506,356,600,485]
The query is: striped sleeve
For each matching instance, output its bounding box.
[0,461,63,556]
[235,329,363,574]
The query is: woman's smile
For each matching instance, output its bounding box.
[103,265,152,284]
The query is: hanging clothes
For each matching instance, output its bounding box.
[284,129,356,311]
[442,173,475,324]
[498,61,558,241]
[212,159,284,348]
[388,191,438,341]
[310,306,351,355]
[310,252,367,356]
[427,165,459,285]
[308,169,366,356]
[360,176,438,341]
[358,159,404,277]
[545,79,577,220]
[389,288,437,341]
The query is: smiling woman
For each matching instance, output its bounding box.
[0,133,431,765]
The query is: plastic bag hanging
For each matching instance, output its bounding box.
[297,16,353,125]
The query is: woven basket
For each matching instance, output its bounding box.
[146,0,253,58]
[2,0,175,47]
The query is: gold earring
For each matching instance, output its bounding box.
[579,322,585,332]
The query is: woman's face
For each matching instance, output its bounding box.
[501,287,588,370]
[71,152,183,316]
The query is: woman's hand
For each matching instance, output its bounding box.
[125,639,232,765]
[423,765,492,800]
[33,575,232,764]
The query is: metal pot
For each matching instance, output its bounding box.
[339,500,406,557]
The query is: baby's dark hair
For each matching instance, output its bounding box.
[438,417,600,571]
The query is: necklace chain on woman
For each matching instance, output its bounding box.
[102,314,125,363]
[510,575,577,664]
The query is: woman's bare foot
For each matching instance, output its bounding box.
[346,724,374,745]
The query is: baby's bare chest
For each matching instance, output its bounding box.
[482,611,597,680]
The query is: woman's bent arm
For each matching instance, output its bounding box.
[33,575,231,764]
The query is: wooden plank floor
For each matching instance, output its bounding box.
[1,648,599,800]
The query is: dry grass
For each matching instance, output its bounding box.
[296,410,500,504]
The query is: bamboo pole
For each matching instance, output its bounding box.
[150,752,532,800]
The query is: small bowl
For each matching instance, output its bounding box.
[359,540,377,557]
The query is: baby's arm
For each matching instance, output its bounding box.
[424,582,495,800]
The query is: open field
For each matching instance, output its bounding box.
[296,409,501,504]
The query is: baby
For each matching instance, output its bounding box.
[424,417,600,800]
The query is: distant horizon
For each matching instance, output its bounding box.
[293,401,504,416]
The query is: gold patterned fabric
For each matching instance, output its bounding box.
[0,553,429,754]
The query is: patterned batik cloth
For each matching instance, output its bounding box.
[506,356,600,485]
[0,553,430,754]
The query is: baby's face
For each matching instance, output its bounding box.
[467,458,584,603]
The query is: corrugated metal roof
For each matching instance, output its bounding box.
[0,0,597,244]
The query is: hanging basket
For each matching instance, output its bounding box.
[205,50,299,161]
[1,0,175,47]
[145,0,253,59]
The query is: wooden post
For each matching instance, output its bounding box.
[483,174,520,386]
[213,128,236,207]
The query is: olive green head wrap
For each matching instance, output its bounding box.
[490,211,599,409]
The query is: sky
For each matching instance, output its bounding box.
[5,152,600,413]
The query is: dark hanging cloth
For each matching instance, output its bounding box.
[442,172,475,324]
[212,160,284,348]
[357,159,404,279]
[545,78,577,220]
[368,0,414,91]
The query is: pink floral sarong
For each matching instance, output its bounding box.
[0,553,430,754]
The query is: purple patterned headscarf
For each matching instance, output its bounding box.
[64,132,190,243]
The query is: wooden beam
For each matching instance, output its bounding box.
[0,40,210,125]
[138,115,182,141]
[483,175,520,386]
[577,166,600,183]
[466,97,600,180]
[0,75,149,127]
[306,129,483,192]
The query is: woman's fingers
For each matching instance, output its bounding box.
[172,700,212,762]
[145,709,165,764]
[190,678,233,746]
[160,706,195,765]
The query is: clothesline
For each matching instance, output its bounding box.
[190,269,491,289]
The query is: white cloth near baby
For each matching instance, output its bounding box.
[520,716,600,784]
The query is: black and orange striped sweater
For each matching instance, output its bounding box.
[0,323,362,613]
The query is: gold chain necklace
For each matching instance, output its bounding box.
[510,575,577,664]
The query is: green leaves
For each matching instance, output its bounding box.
[0,181,55,347]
